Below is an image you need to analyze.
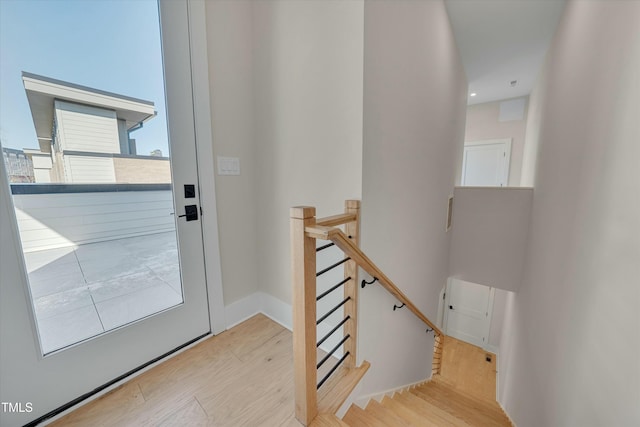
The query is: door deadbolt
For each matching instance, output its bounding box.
[184,184,196,198]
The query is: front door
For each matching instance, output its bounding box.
[0,1,220,425]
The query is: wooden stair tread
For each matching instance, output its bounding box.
[380,395,442,427]
[431,375,501,409]
[311,413,350,427]
[418,381,506,419]
[343,404,387,427]
[365,399,412,426]
[395,391,470,427]
[410,387,497,426]
[318,361,371,415]
[411,385,510,426]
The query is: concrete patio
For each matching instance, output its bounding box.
[24,231,182,354]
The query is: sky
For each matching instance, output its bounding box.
[0,0,169,157]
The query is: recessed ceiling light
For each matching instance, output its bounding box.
[470,92,477,97]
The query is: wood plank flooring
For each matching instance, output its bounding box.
[47,316,510,427]
[49,314,301,427]
[438,336,497,402]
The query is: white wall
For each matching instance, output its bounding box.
[464,97,529,186]
[496,289,517,403]
[252,0,364,305]
[359,0,467,394]
[205,0,259,306]
[449,187,533,292]
[520,67,547,187]
[498,2,640,425]
[205,0,364,311]
[488,288,508,351]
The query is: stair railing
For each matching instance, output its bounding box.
[290,200,443,426]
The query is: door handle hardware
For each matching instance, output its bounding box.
[178,205,198,221]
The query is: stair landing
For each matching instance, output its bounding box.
[439,336,497,403]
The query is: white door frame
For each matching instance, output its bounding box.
[461,138,512,187]
[0,1,224,425]
[182,0,225,336]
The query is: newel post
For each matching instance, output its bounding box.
[291,206,318,425]
[343,200,360,368]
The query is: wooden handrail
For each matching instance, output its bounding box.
[305,225,443,337]
[316,213,357,227]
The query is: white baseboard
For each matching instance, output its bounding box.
[484,344,500,355]
[224,293,261,329]
[259,292,292,330]
[224,291,293,331]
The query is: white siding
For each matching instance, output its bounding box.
[54,100,120,154]
[13,191,175,252]
[33,170,51,183]
[31,155,52,169]
[63,156,116,183]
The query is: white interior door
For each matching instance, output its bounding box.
[444,278,495,348]
[461,139,511,186]
[0,1,219,425]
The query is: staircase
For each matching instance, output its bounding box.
[341,376,512,426]
[291,201,514,427]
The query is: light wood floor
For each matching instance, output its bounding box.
[50,314,302,427]
[438,336,497,403]
[48,317,503,426]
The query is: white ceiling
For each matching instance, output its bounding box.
[445,0,566,105]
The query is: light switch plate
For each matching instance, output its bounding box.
[217,156,240,176]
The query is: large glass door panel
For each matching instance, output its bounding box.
[0,1,213,425]
[2,0,195,356]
